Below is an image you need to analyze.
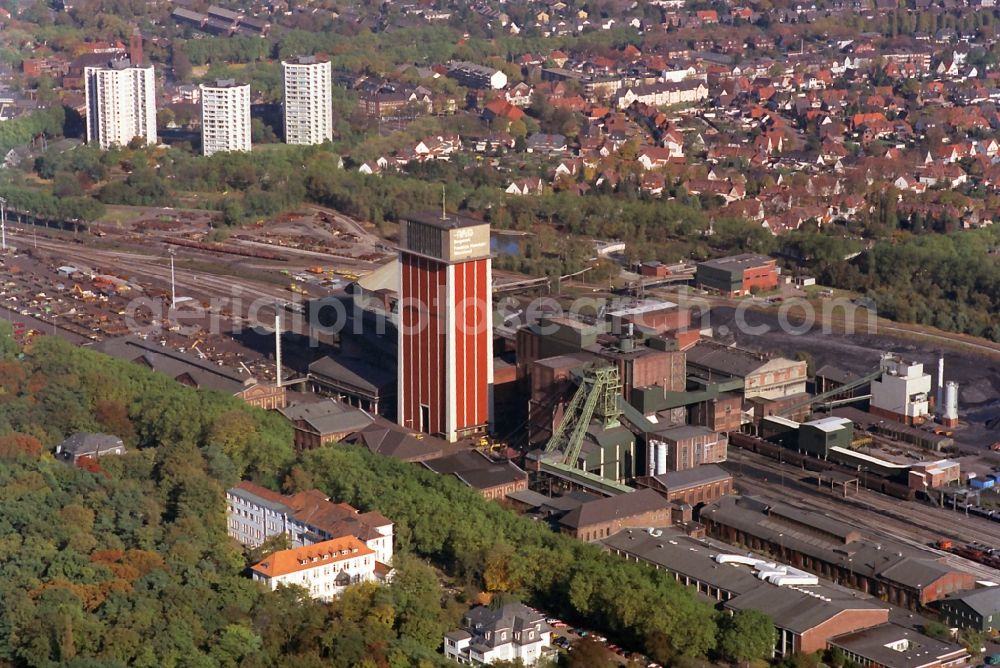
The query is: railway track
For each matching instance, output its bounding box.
[725,450,1000,582]
[8,233,292,305]
[3,233,316,343]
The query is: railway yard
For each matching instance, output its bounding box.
[7,206,1000,590]
[724,448,1000,583]
[0,205,391,379]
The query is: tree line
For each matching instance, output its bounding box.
[0,107,67,156]
[0,327,469,667]
[826,227,1000,341]
[0,325,778,666]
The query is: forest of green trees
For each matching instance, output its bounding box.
[778,226,1000,342]
[0,326,779,666]
[0,107,67,156]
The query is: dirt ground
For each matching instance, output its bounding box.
[707,306,1000,448]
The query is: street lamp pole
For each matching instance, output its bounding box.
[169,249,177,309]
[0,197,6,252]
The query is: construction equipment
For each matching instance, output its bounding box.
[189,338,207,360]
[544,365,622,468]
[476,435,506,452]
[71,284,95,301]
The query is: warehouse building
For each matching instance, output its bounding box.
[634,464,734,506]
[277,399,373,451]
[938,587,1000,633]
[559,488,671,541]
[647,424,728,471]
[604,527,891,656]
[834,405,955,452]
[695,254,779,296]
[423,450,528,501]
[909,460,961,493]
[701,495,976,608]
[828,623,968,668]
[686,341,807,401]
[798,416,854,457]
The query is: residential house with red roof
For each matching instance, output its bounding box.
[226,481,394,566]
[251,535,389,601]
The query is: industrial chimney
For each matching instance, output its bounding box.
[936,356,944,414]
[129,26,143,66]
[274,314,282,388]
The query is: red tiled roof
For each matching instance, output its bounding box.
[251,536,372,578]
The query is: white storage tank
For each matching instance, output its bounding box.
[943,381,959,426]
[656,441,668,476]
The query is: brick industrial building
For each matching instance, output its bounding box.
[646,424,729,471]
[701,496,975,608]
[695,254,779,296]
[423,450,529,501]
[558,488,671,541]
[685,341,808,401]
[829,624,969,668]
[278,400,374,451]
[397,212,493,442]
[604,527,891,656]
[635,464,734,506]
[520,318,688,446]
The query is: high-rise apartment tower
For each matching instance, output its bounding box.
[281,56,332,145]
[84,61,156,150]
[200,79,251,156]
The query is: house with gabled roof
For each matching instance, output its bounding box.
[227,481,394,565]
[445,602,553,666]
[251,535,388,601]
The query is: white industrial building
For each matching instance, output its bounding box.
[282,56,333,145]
[200,79,251,156]
[84,61,157,149]
[870,354,932,425]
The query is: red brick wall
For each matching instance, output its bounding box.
[516,328,541,380]
[624,308,692,334]
[483,478,528,501]
[640,264,671,278]
[666,479,734,506]
[741,261,779,294]
[570,507,671,541]
[799,609,889,654]
[923,571,976,604]
[632,350,686,392]
[691,394,742,433]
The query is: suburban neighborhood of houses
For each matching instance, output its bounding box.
[5,0,1000,664]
